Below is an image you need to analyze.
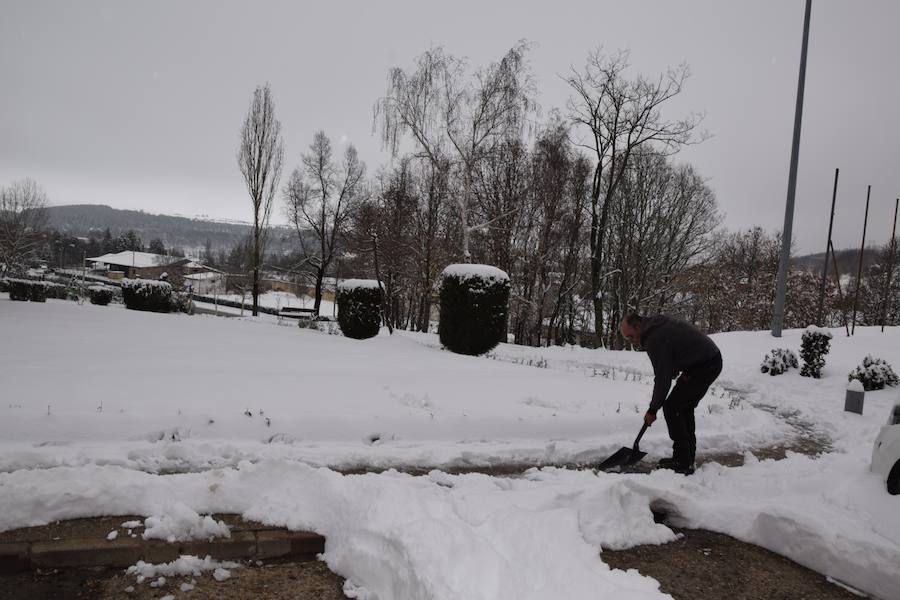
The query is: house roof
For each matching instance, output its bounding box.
[87,251,185,269]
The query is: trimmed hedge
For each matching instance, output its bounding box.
[5,278,53,302]
[7,279,30,301]
[88,285,116,306]
[337,279,382,339]
[439,264,510,356]
[799,326,832,379]
[121,278,173,312]
[43,282,68,300]
[848,355,899,391]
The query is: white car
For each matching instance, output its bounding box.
[871,397,900,495]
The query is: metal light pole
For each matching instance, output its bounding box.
[772,0,812,337]
[850,185,871,334]
[815,168,839,326]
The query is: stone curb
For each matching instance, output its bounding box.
[0,530,324,574]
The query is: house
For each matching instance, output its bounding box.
[86,251,215,281]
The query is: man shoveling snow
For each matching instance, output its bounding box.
[620,313,723,474]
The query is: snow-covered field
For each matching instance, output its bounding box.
[1,297,898,599]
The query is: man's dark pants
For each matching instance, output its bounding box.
[662,353,723,466]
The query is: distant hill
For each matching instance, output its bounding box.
[793,246,882,276]
[45,204,295,254]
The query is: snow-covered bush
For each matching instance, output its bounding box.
[42,281,68,300]
[848,355,899,391]
[799,326,832,379]
[6,278,30,301]
[439,264,510,356]
[88,285,116,306]
[121,278,173,312]
[337,279,382,340]
[169,291,193,314]
[760,348,799,376]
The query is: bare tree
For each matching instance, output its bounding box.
[0,178,49,274]
[284,131,365,312]
[566,49,703,343]
[238,83,284,316]
[375,42,537,262]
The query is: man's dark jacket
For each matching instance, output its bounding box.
[640,315,721,413]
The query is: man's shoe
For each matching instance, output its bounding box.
[657,457,678,469]
[672,462,695,476]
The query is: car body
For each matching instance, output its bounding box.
[871,396,900,495]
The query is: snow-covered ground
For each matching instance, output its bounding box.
[1,296,898,599]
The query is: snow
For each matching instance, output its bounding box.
[126,555,240,580]
[338,278,381,291]
[87,251,182,269]
[848,379,865,392]
[141,507,230,542]
[442,263,509,282]
[804,324,834,338]
[1,296,899,599]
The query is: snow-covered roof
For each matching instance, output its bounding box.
[87,251,183,269]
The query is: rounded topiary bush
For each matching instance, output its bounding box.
[7,279,30,301]
[121,278,172,312]
[337,279,383,339]
[28,281,48,302]
[799,326,832,379]
[439,264,510,356]
[88,285,116,306]
[848,355,899,391]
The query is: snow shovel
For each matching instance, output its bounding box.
[596,423,648,471]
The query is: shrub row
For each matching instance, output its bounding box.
[4,278,63,302]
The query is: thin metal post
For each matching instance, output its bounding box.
[851,186,871,334]
[816,168,840,326]
[772,0,812,337]
[882,199,899,332]
[828,240,850,336]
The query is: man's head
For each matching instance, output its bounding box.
[620,313,643,346]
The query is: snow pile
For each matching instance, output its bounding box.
[142,506,230,542]
[846,379,865,393]
[442,264,509,283]
[126,554,240,581]
[2,458,897,600]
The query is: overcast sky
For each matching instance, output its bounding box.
[2,0,899,253]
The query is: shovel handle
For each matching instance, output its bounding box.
[632,423,649,452]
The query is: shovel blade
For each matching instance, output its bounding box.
[597,447,647,471]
